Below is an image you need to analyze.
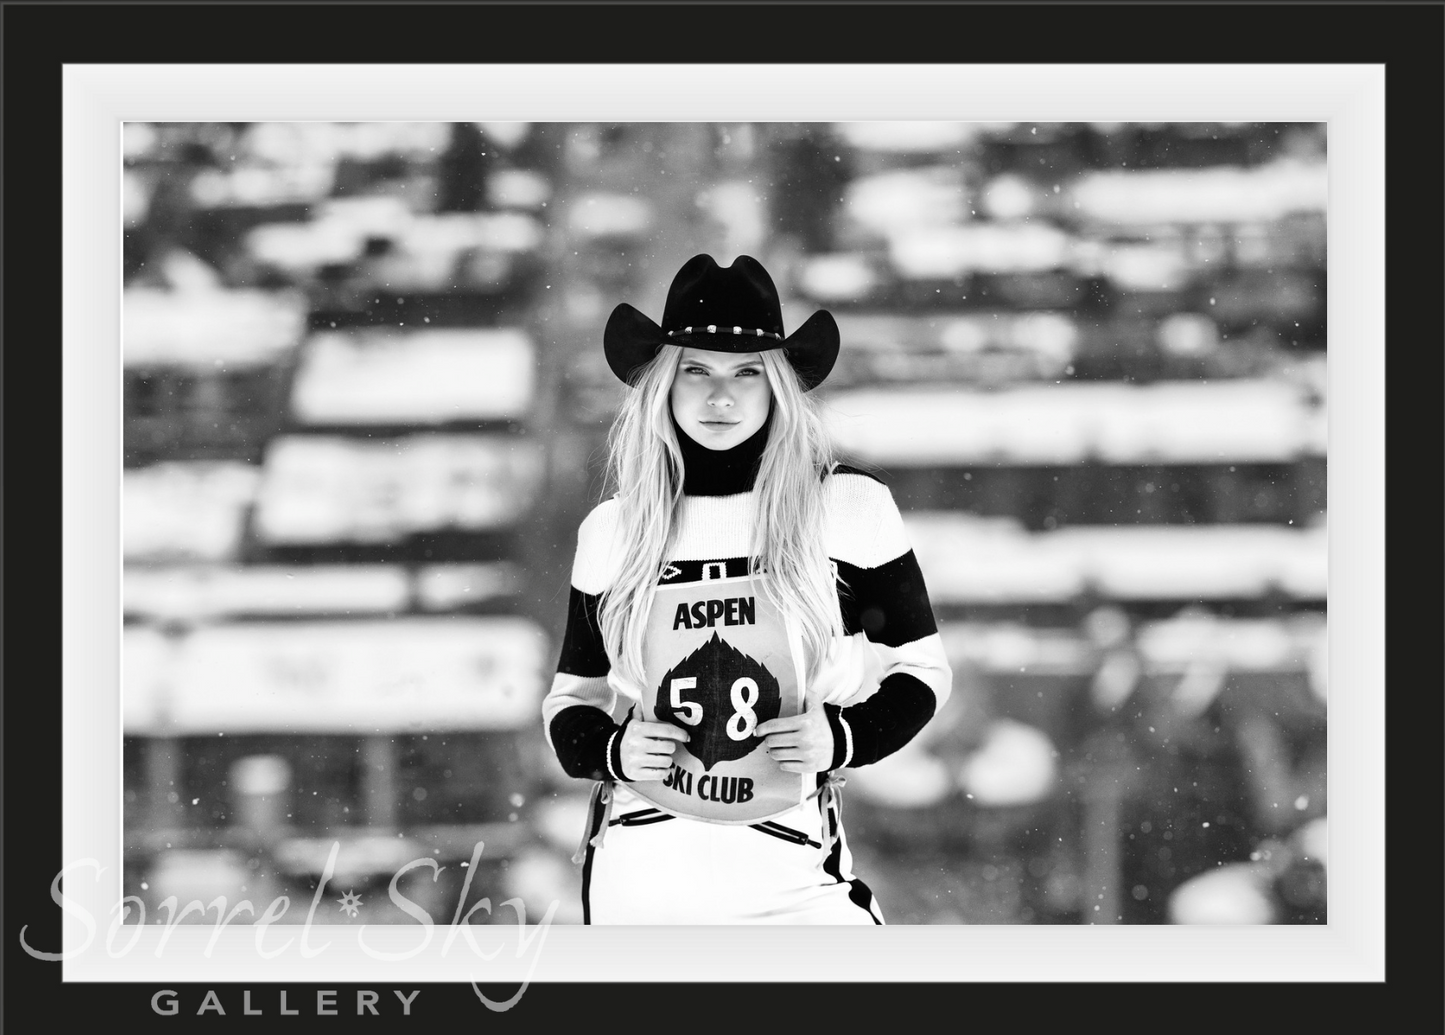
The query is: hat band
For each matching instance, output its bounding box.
[667,326,784,341]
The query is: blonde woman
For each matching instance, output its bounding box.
[543,254,952,924]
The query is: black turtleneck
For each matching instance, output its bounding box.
[673,407,773,496]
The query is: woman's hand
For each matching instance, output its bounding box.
[757,706,835,775]
[617,720,689,781]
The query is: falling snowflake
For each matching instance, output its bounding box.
[336,890,363,918]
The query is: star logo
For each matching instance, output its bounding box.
[660,564,682,581]
[336,890,363,918]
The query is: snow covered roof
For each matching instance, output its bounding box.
[888,221,1075,279]
[565,192,654,238]
[123,288,308,368]
[1070,160,1327,226]
[129,616,549,733]
[832,121,988,153]
[823,380,1317,465]
[908,514,1327,603]
[240,122,454,165]
[123,564,410,619]
[842,166,969,235]
[124,462,263,562]
[245,206,543,275]
[289,327,535,424]
[122,561,523,620]
[252,433,542,544]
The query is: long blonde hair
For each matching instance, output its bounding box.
[597,345,843,691]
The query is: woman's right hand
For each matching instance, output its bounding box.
[617,720,690,781]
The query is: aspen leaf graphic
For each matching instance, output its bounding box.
[656,632,780,770]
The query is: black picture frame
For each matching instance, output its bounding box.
[6,1,1438,1026]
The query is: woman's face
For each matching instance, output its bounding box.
[669,347,773,450]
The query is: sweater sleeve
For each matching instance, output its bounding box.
[542,503,626,781]
[827,475,953,769]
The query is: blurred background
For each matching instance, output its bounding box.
[121,120,1327,926]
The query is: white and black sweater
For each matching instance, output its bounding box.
[543,417,953,784]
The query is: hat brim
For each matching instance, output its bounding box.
[779,310,840,391]
[603,303,664,386]
[604,304,839,391]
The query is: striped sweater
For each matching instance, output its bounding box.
[543,465,953,783]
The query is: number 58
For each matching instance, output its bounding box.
[669,676,759,740]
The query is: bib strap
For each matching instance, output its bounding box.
[815,772,847,861]
[572,779,615,866]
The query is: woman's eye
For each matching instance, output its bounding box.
[737,368,761,377]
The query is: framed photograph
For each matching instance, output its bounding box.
[8,1,1431,1025]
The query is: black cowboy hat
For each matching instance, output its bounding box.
[604,254,839,391]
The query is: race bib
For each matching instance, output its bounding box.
[627,565,809,823]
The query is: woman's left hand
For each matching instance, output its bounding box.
[757,706,835,775]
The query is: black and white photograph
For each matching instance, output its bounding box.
[11,2,1426,1022]
[118,118,1331,928]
